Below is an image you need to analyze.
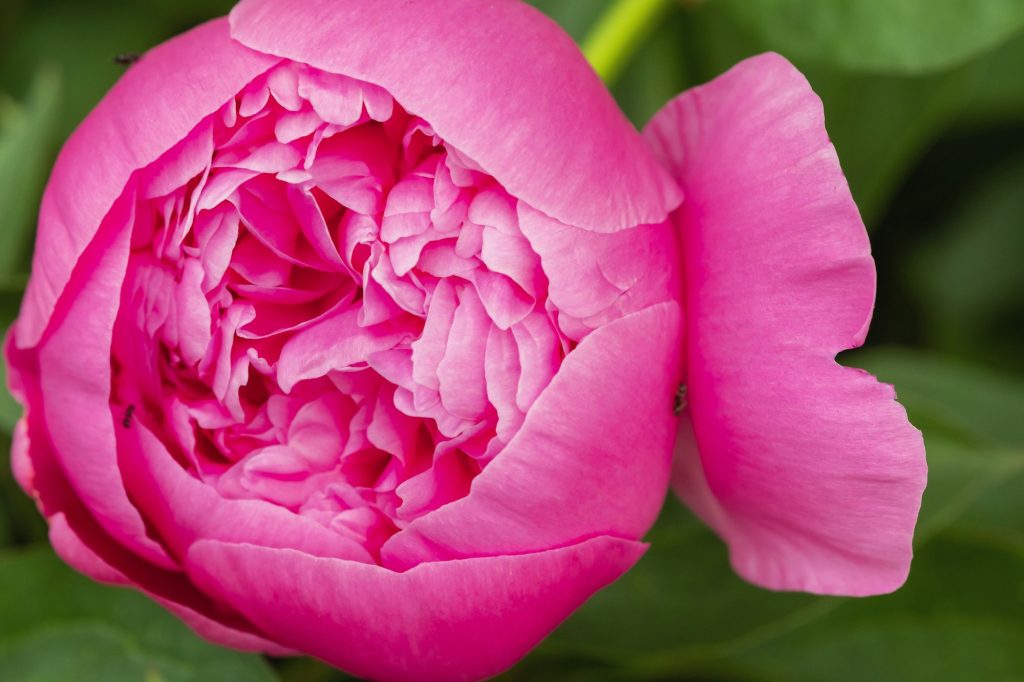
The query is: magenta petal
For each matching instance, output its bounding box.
[645,53,927,595]
[35,195,176,571]
[229,0,681,232]
[382,302,681,569]
[118,420,374,563]
[16,19,277,348]
[277,308,414,392]
[436,287,490,420]
[519,204,679,341]
[187,535,645,682]
[8,396,284,654]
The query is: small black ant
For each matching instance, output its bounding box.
[122,404,136,428]
[114,53,141,67]
[673,384,687,416]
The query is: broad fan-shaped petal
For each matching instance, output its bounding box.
[187,535,645,682]
[644,53,926,595]
[229,0,681,233]
[16,18,277,348]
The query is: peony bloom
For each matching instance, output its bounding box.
[4,0,926,680]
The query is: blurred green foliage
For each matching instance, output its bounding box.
[1,0,1023,680]
[0,548,279,682]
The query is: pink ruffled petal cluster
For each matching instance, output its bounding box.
[3,0,927,680]
[109,59,590,559]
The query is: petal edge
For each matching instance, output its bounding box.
[645,53,927,596]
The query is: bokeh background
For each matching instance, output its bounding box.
[2,1,1024,680]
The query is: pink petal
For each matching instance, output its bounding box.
[34,194,176,571]
[510,310,561,412]
[645,53,927,595]
[308,125,396,215]
[186,535,645,682]
[484,325,525,444]
[229,0,680,233]
[436,287,491,420]
[381,302,681,569]
[471,269,535,331]
[410,278,456,391]
[174,258,212,366]
[118,420,372,563]
[297,69,366,127]
[16,19,277,348]
[381,173,435,243]
[394,449,476,521]
[6,393,283,653]
[277,308,414,392]
[518,203,679,340]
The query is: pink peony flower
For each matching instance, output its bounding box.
[3,0,926,680]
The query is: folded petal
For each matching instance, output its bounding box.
[277,307,414,392]
[229,0,681,233]
[382,302,681,569]
[6,385,281,653]
[17,18,277,348]
[518,204,680,341]
[644,53,927,595]
[187,535,645,682]
[34,192,176,571]
[117,419,374,563]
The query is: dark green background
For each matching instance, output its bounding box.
[2,1,1023,680]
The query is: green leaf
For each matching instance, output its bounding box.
[809,67,969,227]
[0,547,280,682]
[0,350,20,436]
[0,435,10,547]
[698,530,1024,682]
[853,347,1024,449]
[0,1,169,143]
[611,9,691,127]
[0,66,61,275]
[1,278,23,436]
[0,429,47,546]
[674,2,971,227]
[716,0,1024,75]
[959,31,1024,126]
[909,156,1024,367]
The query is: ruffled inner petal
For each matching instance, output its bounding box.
[105,61,584,562]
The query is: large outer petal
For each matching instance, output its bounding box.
[16,18,277,348]
[229,0,681,233]
[117,419,375,564]
[4,349,284,654]
[187,536,645,682]
[645,53,926,595]
[34,190,176,570]
[381,302,681,569]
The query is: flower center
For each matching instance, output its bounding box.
[109,62,567,560]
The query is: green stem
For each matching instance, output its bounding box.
[582,0,675,85]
